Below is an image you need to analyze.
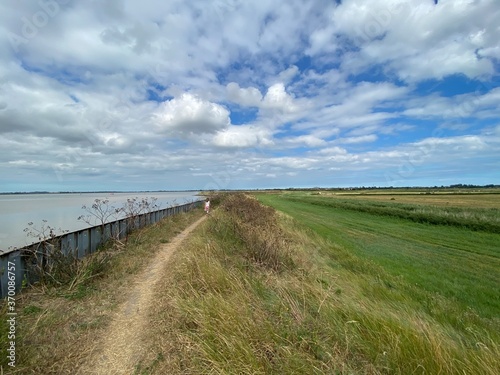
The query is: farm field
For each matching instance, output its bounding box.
[256,192,500,319]
[310,189,500,209]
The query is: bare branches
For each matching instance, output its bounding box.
[23,220,68,243]
[20,196,160,288]
[78,199,122,229]
[122,197,160,230]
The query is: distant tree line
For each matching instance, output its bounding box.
[277,184,500,191]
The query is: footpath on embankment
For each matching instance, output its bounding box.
[76,215,206,375]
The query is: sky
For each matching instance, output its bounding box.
[1,0,499,192]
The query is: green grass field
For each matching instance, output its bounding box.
[256,192,500,320]
[254,192,499,373]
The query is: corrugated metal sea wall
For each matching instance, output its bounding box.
[0,200,202,298]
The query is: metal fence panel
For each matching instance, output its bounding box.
[0,250,25,299]
[61,232,76,256]
[90,227,101,253]
[77,230,89,258]
[0,200,202,298]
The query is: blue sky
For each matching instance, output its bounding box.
[1,0,499,192]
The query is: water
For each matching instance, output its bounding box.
[0,192,200,252]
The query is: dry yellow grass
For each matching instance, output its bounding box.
[335,192,500,208]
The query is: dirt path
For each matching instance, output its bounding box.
[77,215,206,375]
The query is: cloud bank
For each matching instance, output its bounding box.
[1,0,499,191]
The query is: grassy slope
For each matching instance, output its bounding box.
[142,193,499,374]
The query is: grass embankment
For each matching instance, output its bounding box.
[0,209,203,374]
[140,193,499,374]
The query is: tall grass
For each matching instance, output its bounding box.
[143,193,499,374]
[257,193,500,319]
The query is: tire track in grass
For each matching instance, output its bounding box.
[77,215,207,375]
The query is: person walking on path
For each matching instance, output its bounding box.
[204,198,210,214]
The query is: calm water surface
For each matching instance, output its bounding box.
[0,192,200,252]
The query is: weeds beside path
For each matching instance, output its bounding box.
[76,215,206,375]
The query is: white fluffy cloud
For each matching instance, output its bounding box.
[154,94,230,137]
[226,81,302,116]
[323,0,500,82]
[284,135,327,148]
[213,125,273,148]
[261,83,299,113]
[226,83,262,107]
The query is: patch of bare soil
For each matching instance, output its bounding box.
[76,216,206,375]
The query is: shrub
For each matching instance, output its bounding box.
[216,193,295,272]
